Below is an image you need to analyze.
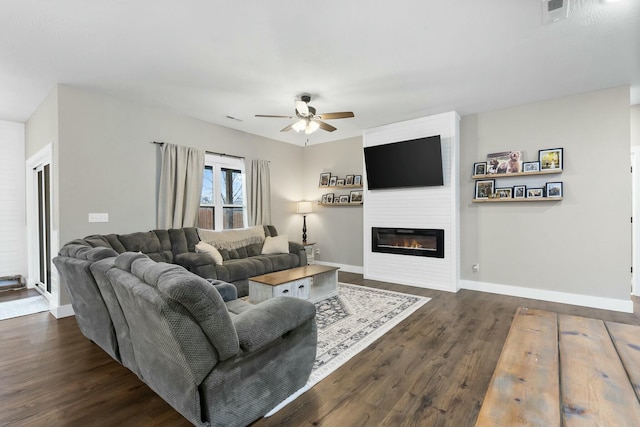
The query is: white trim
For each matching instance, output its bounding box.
[314,261,363,275]
[50,304,74,319]
[460,279,634,313]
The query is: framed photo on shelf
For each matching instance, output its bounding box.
[319,173,330,187]
[487,151,522,174]
[475,179,495,199]
[495,187,512,199]
[346,175,354,185]
[326,193,334,203]
[473,162,487,176]
[321,194,327,204]
[329,176,338,187]
[539,148,563,170]
[546,181,563,198]
[522,161,540,173]
[513,185,526,199]
[349,190,363,203]
[339,195,349,203]
[354,175,362,186]
[526,188,544,198]
[336,179,345,186]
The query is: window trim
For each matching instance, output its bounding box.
[200,154,247,230]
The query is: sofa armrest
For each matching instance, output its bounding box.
[206,279,238,302]
[288,242,307,267]
[233,297,316,353]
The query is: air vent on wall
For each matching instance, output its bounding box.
[542,0,569,24]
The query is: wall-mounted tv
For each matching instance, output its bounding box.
[364,135,443,190]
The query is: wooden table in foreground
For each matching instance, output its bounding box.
[476,307,640,426]
[248,264,339,304]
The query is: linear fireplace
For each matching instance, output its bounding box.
[372,227,445,258]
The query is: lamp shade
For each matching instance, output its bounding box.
[297,201,313,214]
[305,120,320,134]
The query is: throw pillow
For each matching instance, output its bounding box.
[261,235,289,255]
[195,241,224,265]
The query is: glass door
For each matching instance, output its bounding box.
[34,163,51,293]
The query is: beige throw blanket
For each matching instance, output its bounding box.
[197,226,265,250]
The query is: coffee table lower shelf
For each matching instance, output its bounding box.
[248,265,339,304]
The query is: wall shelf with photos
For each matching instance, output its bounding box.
[318,171,363,207]
[472,148,564,203]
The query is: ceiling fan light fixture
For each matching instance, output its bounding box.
[305,120,320,134]
[291,119,307,132]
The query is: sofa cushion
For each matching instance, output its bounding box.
[195,241,223,265]
[261,235,289,255]
[118,231,173,263]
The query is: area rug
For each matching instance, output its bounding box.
[266,282,430,416]
[0,296,49,320]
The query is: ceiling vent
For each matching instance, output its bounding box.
[542,0,569,24]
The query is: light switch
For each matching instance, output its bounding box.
[88,213,109,223]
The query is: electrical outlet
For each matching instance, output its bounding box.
[472,263,480,272]
[88,213,109,223]
[315,248,320,255]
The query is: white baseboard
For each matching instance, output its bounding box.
[314,261,363,275]
[459,279,634,313]
[51,304,75,319]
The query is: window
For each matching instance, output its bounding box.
[198,154,247,230]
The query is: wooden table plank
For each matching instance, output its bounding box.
[475,307,560,427]
[606,320,640,403]
[559,314,640,426]
[249,264,338,286]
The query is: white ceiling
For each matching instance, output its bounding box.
[2,0,639,146]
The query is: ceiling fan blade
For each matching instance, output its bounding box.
[255,114,294,119]
[280,123,295,132]
[295,100,309,117]
[317,112,355,120]
[316,120,337,132]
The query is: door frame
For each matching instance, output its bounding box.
[26,144,54,296]
[632,147,639,295]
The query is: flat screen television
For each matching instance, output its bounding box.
[364,135,443,189]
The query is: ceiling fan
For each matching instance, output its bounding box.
[256,95,354,134]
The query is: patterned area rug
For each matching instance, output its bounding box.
[0,295,49,320]
[266,282,430,416]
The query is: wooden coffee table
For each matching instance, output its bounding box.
[248,264,339,304]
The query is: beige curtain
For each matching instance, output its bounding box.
[247,159,271,226]
[157,143,205,229]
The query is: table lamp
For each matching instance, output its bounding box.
[297,201,313,243]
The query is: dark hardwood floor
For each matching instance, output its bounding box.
[0,287,39,303]
[1,273,638,426]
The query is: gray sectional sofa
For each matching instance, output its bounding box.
[52,226,317,426]
[60,225,306,297]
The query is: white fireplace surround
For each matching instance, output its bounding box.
[363,112,460,292]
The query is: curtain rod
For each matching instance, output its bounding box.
[151,141,245,160]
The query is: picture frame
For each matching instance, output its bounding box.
[545,181,563,198]
[487,151,522,174]
[321,194,327,204]
[329,176,338,187]
[475,179,495,199]
[526,187,544,198]
[339,195,349,203]
[319,173,330,187]
[539,148,563,170]
[345,175,354,185]
[349,190,363,203]
[336,179,345,186]
[495,187,512,199]
[326,193,334,203]
[513,185,526,199]
[354,175,362,186]
[522,161,540,173]
[473,162,487,176]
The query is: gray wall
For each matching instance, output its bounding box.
[632,104,640,147]
[460,86,631,300]
[56,85,304,246]
[302,137,364,269]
